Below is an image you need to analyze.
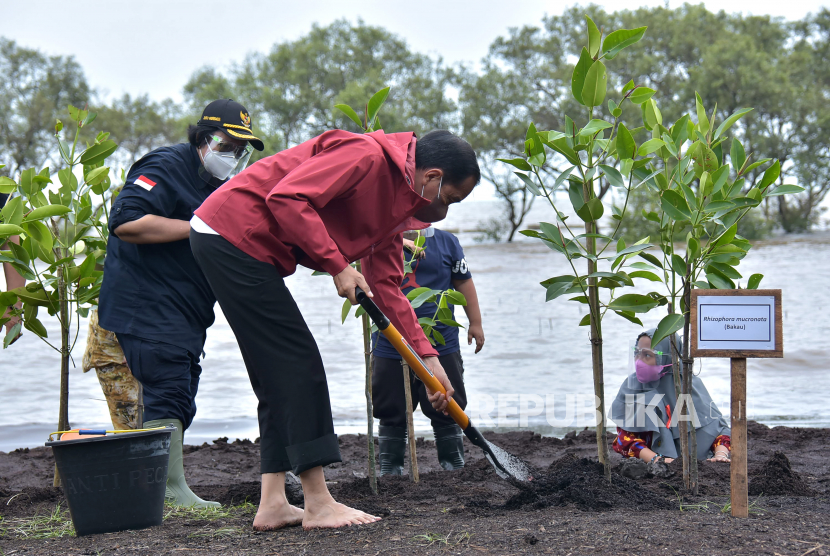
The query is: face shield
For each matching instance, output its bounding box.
[202,133,254,181]
[628,340,673,389]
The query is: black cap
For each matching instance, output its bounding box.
[199,99,264,151]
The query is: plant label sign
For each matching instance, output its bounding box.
[689,288,783,519]
[690,289,783,358]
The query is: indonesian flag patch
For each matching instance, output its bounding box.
[134,175,156,191]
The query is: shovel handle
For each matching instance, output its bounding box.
[356,289,470,430]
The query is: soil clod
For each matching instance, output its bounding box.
[749,451,814,496]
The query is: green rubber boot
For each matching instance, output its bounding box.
[145,419,220,508]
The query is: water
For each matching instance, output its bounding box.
[2,200,828,451]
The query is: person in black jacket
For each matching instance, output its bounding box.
[98,99,263,508]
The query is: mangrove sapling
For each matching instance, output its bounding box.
[0,105,118,486]
[329,86,392,494]
[503,16,665,480]
[634,92,802,493]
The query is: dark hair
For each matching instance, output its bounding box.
[415,130,480,187]
[187,124,220,148]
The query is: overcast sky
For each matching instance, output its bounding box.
[2,0,827,105]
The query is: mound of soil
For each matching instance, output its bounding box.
[504,454,674,512]
[749,451,814,496]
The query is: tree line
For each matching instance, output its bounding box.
[2,5,828,239]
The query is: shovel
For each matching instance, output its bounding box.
[356,288,532,482]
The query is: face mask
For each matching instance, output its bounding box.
[414,177,449,222]
[201,141,239,181]
[635,359,672,383]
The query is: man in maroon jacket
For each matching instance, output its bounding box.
[190,129,479,530]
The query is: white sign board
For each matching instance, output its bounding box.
[696,295,776,351]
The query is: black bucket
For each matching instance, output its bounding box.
[46,427,173,536]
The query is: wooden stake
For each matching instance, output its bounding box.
[730,357,748,518]
[402,362,419,482]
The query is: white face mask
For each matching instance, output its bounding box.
[201,143,238,181]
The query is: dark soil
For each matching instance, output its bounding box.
[2,423,829,555]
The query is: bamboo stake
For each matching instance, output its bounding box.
[402,362,419,482]
[356,263,377,494]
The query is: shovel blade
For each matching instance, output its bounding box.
[463,425,533,482]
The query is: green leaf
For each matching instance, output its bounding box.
[497,158,532,171]
[335,104,364,129]
[410,289,438,309]
[637,138,665,157]
[713,223,737,248]
[757,160,781,191]
[629,270,662,282]
[714,108,753,140]
[687,236,700,259]
[22,221,53,251]
[651,314,685,347]
[23,204,71,222]
[514,172,542,196]
[445,289,467,306]
[545,281,573,302]
[747,273,763,289]
[578,314,591,326]
[79,140,117,165]
[85,166,110,186]
[602,26,647,59]
[608,293,659,313]
[554,167,576,190]
[614,310,644,326]
[576,198,604,222]
[571,47,593,105]
[568,182,585,211]
[766,184,805,196]
[671,254,688,276]
[581,119,613,136]
[710,165,730,196]
[708,262,742,280]
[695,92,709,136]
[0,176,15,195]
[0,224,25,237]
[341,298,352,324]
[581,60,607,108]
[586,15,601,57]
[366,86,391,128]
[692,143,718,177]
[616,123,636,160]
[4,322,22,348]
[742,158,772,175]
[661,190,692,220]
[629,87,656,104]
[707,273,734,290]
[639,252,664,268]
[432,328,446,345]
[23,316,48,338]
[599,165,624,188]
[730,139,746,171]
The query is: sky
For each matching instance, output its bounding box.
[2,0,827,105]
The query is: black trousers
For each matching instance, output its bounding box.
[372,351,467,429]
[116,333,202,430]
[190,230,341,475]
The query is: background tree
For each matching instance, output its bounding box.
[0,39,90,177]
[183,19,456,160]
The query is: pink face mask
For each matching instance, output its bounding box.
[635,359,672,383]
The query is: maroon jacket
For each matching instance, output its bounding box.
[195,129,438,357]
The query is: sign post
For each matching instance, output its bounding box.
[690,289,783,518]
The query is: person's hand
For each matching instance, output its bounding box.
[402,238,425,259]
[707,449,730,463]
[467,323,485,353]
[332,265,372,304]
[662,457,674,464]
[423,356,454,415]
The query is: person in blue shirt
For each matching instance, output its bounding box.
[371,227,485,475]
[98,99,263,508]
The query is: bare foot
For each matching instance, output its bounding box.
[302,500,381,530]
[253,502,304,531]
